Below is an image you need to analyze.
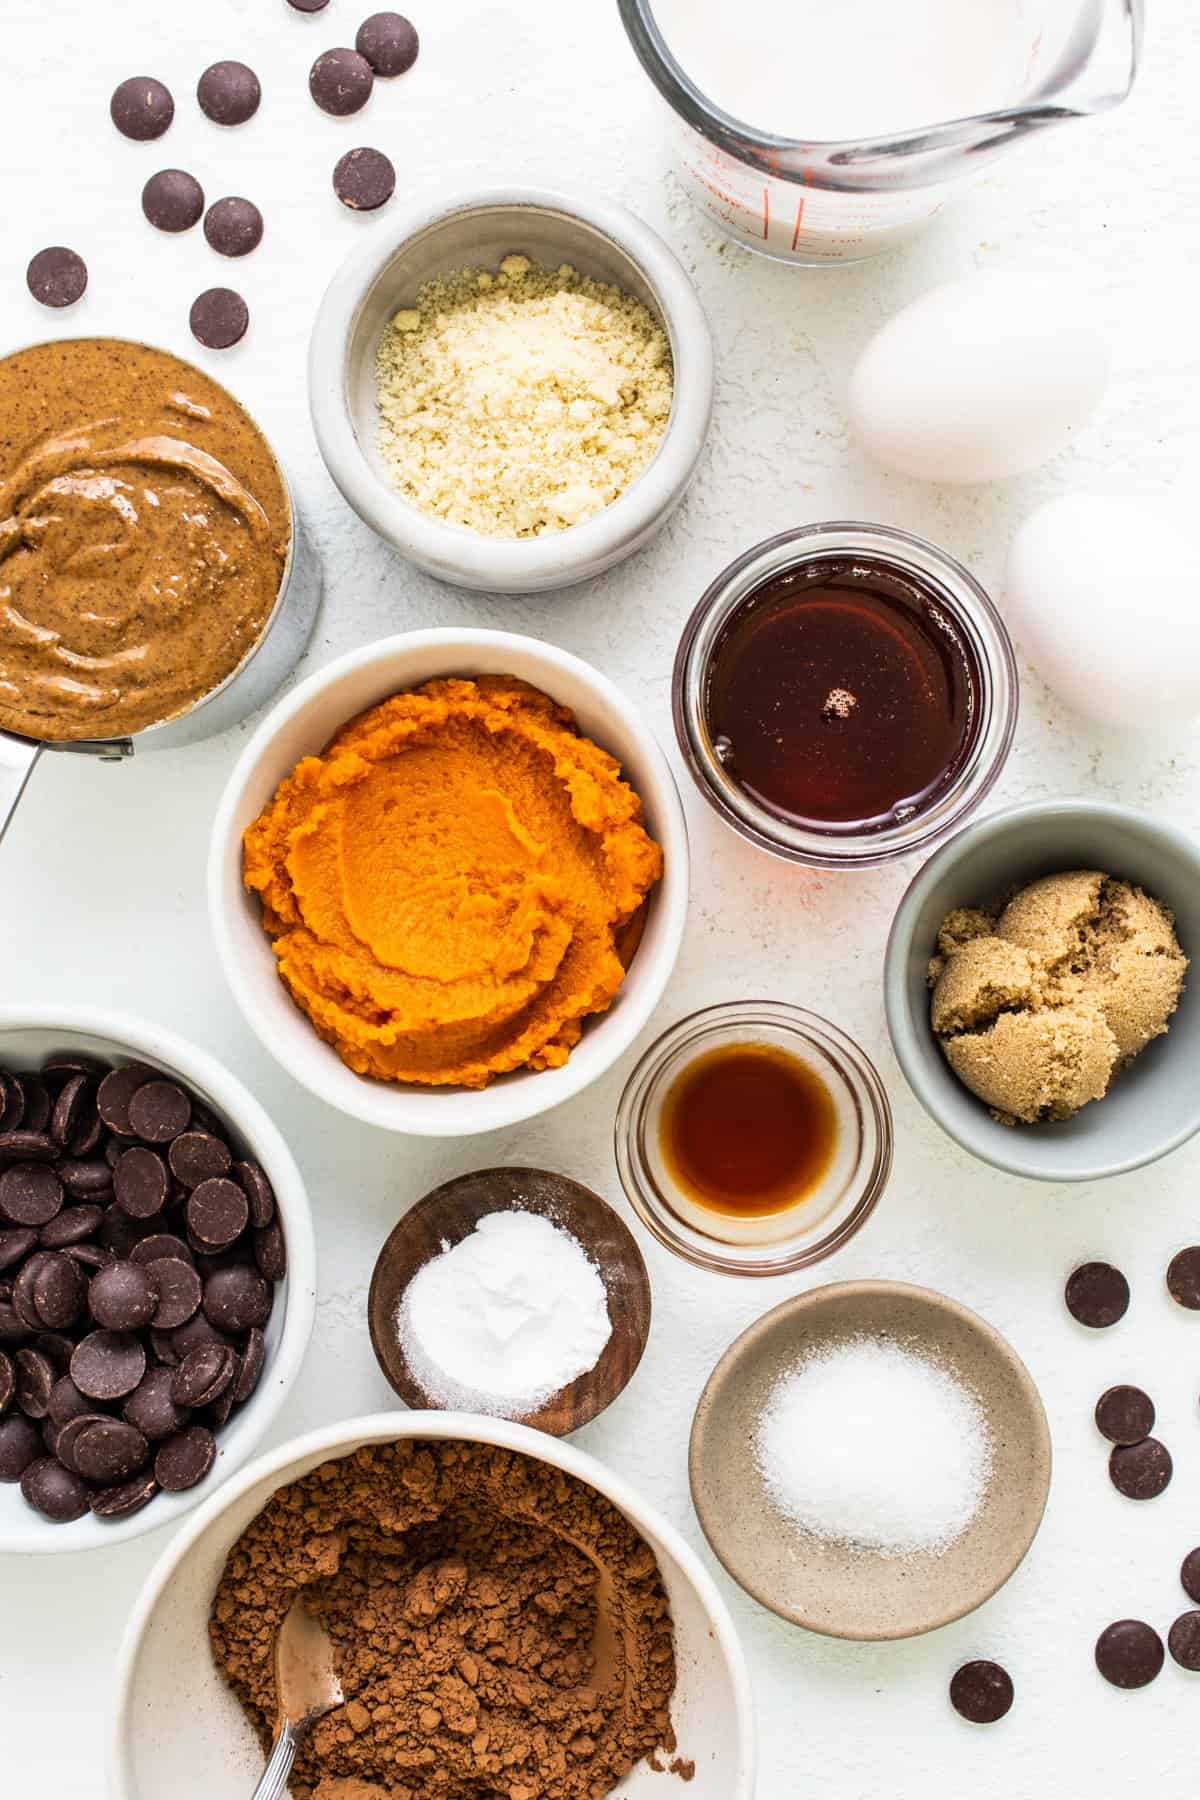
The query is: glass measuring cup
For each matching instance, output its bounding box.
[619,0,1143,264]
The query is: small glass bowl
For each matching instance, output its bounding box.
[672,522,1019,870]
[614,1001,892,1276]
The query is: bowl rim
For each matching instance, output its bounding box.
[0,1005,316,1555]
[207,627,691,1136]
[883,797,1200,1182]
[307,184,714,587]
[110,1409,758,1799]
[689,1278,1052,1640]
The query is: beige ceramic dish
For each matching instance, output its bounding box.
[690,1280,1051,1641]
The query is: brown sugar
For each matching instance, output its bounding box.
[209,1440,679,1799]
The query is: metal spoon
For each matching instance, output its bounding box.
[251,1595,344,1800]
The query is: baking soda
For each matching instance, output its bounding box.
[755,1334,992,1556]
[651,0,1028,141]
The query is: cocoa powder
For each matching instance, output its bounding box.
[209,1440,679,1799]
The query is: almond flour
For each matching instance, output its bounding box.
[374,254,673,538]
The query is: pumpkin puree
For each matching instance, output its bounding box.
[242,675,663,1088]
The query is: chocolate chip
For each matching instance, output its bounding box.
[99,1201,154,1257]
[1167,1610,1200,1672]
[254,1219,287,1283]
[949,1660,1013,1724]
[42,1054,106,1085]
[131,1232,193,1268]
[57,1159,113,1197]
[32,1331,74,1372]
[189,287,249,350]
[32,1253,86,1330]
[149,1328,180,1367]
[155,1424,216,1491]
[355,12,419,76]
[50,1073,91,1147]
[147,1257,202,1331]
[1095,1619,1164,1688]
[1109,1436,1172,1500]
[25,246,88,309]
[89,1262,159,1332]
[1065,1261,1129,1328]
[0,1349,12,1414]
[21,1083,52,1135]
[114,1146,169,1219]
[54,1411,111,1473]
[171,1341,236,1408]
[197,60,261,126]
[1095,1385,1154,1446]
[0,1076,24,1132]
[72,1417,149,1484]
[14,1347,55,1418]
[64,1244,115,1272]
[0,1227,39,1271]
[142,168,205,233]
[0,1131,58,1167]
[288,0,330,9]
[92,1471,160,1519]
[127,1080,191,1144]
[110,75,175,140]
[0,1301,28,1344]
[230,1164,272,1233]
[123,1366,187,1441]
[0,1163,64,1228]
[20,1456,91,1522]
[333,146,395,211]
[202,196,264,259]
[171,1311,231,1360]
[97,1065,153,1137]
[0,1413,43,1479]
[203,1264,271,1333]
[1182,1549,1200,1606]
[309,47,374,115]
[70,1329,146,1401]
[40,1204,105,1249]
[169,1132,232,1190]
[233,1326,266,1405]
[47,1375,91,1428]
[1166,1246,1200,1310]
[11,1254,50,1330]
[187,1178,248,1252]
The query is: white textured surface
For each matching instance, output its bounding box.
[1,1,1198,1793]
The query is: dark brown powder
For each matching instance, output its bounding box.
[209,1440,679,1799]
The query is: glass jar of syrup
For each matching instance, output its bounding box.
[673,523,1018,869]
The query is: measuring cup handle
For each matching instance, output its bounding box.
[0,734,40,848]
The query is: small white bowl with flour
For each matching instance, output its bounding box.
[308,186,714,592]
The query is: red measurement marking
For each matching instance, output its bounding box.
[762,185,770,239]
[791,194,807,251]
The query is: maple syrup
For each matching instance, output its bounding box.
[660,1042,837,1218]
[703,556,981,834]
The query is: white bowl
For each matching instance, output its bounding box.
[308,186,714,592]
[209,629,690,1136]
[111,1412,756,1799]
[0,1009,315,1554]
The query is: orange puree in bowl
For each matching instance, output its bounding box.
[242,675,663,1089]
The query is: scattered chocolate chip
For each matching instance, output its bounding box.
[123,1366,187,1441]
[40,1204,105,1248]
[147,1257,202,1331]
[91,1471,160,1518]
[155,1423,216,1491]
[97,1065,152,1137]
[169,1132,232,1189]
[57,1159,113,1198]
[233,1326,266,1405]
[202,196,264,259]
[14,1347,55,1418]
[0,1132,58,1168]
[11,1254,50,1330]
[197,60,261,126]
[0,1163,64,1228]
[70,1329,146,1402]
[89,1261,159,1333]
[114,1146,169,1219]
[51,1073,92,1148]
[110,75,174,140]
[171,1341,236,1409]
[0,1349,12,1414]
[333,145,395,210]
[72,1417,149,1484]
[1182,1548,1200,1605]
[1167,1611,1200,1672]
[309,47,374,115]
[949,1660,1013,1724]
[355,12,419,76]
[1166,1246,1200,1310]
[1065,1261,1129,1329]
[203,1264,271,1332]
[1095,1619,1164,1688]
[187,1178,248,1252]
[0,1227,39,1271]
[233,1160,275,1228]
[128,1080,191,1144]
[47,1375,91,1428]
[20,1456,91,1522]
[1109,1436,1172,1501]
[0,1412,43,1479]
[142,168,205,233]
[131,1233,193,1268]
[31,1253,85,1330]
[1095,1385,1155,1446]
[25,246,88,309]
[254,1219,287,1283]
[190,286,249,349]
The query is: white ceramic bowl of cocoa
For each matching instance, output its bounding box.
[111,1412,755,1800]
[208,627,690,1136]
[0,1009,315,1553]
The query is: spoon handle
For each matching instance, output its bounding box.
[251,1720,301,1800]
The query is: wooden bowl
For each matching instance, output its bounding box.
[368,1167,652,1436]
[689,1280,1051,1640]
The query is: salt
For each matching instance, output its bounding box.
[755,1334,992,1557]
[396,1209,612,1418]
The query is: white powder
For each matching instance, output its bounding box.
[755,1334,992,1557]
[396,1209,612,1418]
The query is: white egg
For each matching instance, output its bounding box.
[1006,494,1200,728]
[848,272,1109,484]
